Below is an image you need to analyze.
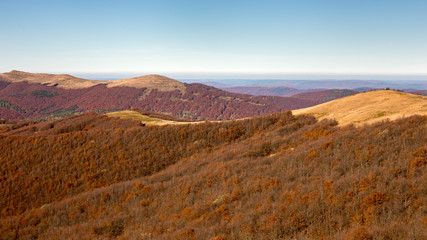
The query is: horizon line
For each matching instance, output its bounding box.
[2,69,427,81]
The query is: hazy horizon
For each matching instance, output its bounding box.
[1,0,427,76]
[68,72,427,82]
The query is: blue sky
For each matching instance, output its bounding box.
[1,0,426,79]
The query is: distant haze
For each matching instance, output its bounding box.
[71,72,427,82]
[1,1,427,75]
[57,71,427,90]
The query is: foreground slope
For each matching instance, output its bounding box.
[0,70,317,121]
[0,111,426,240]
[293,90,427,125]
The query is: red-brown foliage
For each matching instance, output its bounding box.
[0,113,426,239]
[0,80,317,121]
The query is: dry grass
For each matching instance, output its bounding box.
[0,70,101,89]
[0,70,186,92]
[106,110,196,125]
[293,90,427,126]
[106,74,186,93]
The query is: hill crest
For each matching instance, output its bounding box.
[105,74,186,92]
[0,70,185,92]
[293,90,427,125]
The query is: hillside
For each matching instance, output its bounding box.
[0,111,425,239]
[0,70,317,121]
[293,90,427,126]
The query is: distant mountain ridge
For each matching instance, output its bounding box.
[291,89,358,103]
[208,79,427,89]
[219,80,426,101]
[0,70,317,121]
[222,86,308,97]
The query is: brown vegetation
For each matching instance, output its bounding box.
[0,110,426,239]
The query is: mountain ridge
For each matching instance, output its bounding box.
[0,70,185,92]
[0,71,317,121]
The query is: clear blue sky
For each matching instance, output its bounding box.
[1,0,426,79]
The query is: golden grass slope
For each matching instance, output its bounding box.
[0,70,186,92]
[0,70,99,89]
[292,90,427,126]
[106,75,186,93]
[106,110,194,126]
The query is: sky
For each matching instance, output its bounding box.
[1,0,427,79]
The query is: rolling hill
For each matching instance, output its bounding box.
[0,70,317,121]
[293,90,427,126]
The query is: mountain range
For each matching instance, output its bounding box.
[0,71,317,121]
[220,83,426,97]
[198,79,427,90]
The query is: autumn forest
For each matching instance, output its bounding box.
[3,0,427,239]
[0,110,425,239]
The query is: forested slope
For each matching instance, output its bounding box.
[0,71,317,121]
[0,111,426,239]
